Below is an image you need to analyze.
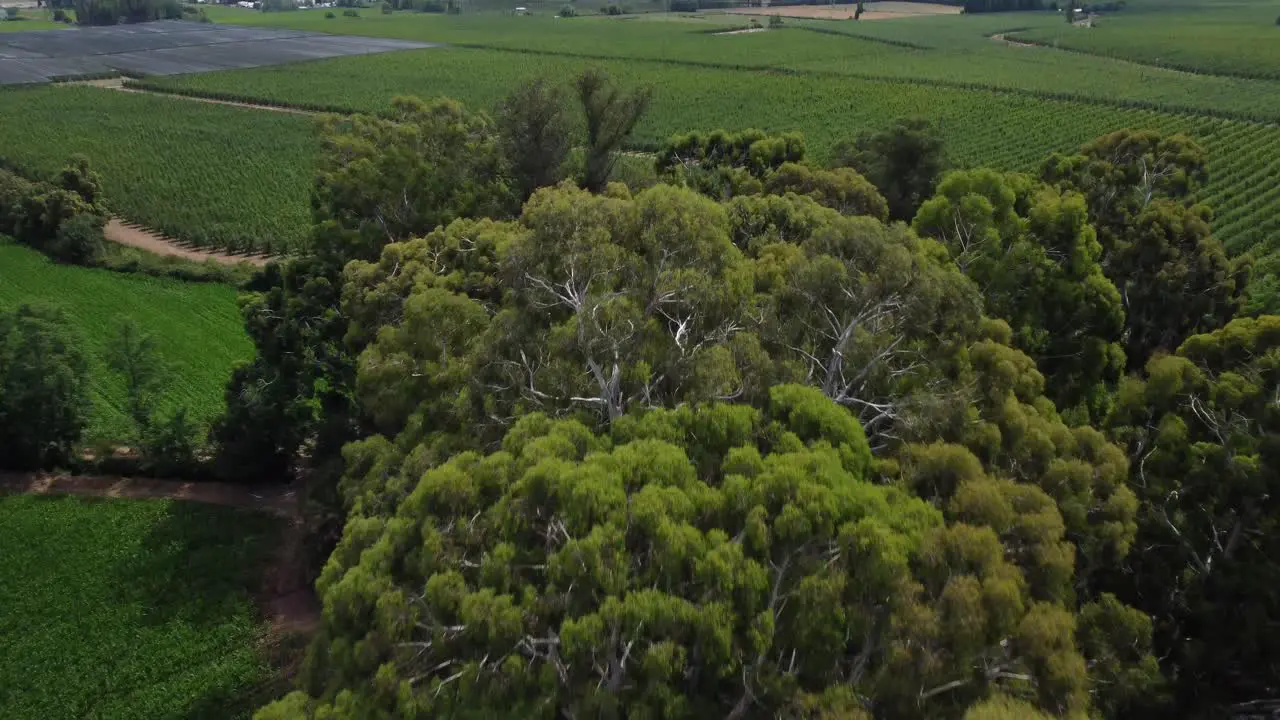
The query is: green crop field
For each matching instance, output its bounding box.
[196,8,1280,122]
[0,240,252,444]
[0,494,279,720]
[1010,0,1280,81]
[134,45,1280,262]
[0,85,314,254]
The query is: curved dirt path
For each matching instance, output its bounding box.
[990,32,1038,48]
[106,218,272,267]
[1,471,321,635]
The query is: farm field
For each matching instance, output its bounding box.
[0,240,252,444]
[0,494,280,720]
[195,8,1280,123]
[134,46,1280,262]
[1009,0,1280,80]
[0,85,314,254]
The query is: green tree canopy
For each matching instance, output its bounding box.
[831,117,948,222]
[1041,129,1246,368]
[1107,315,1280,713]
[913,169,1125,420]
[260,386,1121,719]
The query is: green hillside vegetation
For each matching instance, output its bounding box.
[0,86,314,254]
[0,495,279,720]
[1011,0,1280,80]
[0,240,251,444]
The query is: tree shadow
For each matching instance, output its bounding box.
[111,499,281,628]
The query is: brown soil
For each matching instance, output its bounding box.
[726,2,959,20]
[0,471,322,637]
[105,218,272,267]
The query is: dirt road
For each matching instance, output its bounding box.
[105,218,272,267]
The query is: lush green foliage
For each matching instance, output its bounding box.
[0,240,252,444]
[0,495,279,719]
[0,86,314,253]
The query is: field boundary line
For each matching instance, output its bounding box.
[72,76,317,115]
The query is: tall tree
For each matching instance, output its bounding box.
[913,169,1125,420]
[214,96,512,488]
[831,117,947,222]
[261,386,1113,719]
[1041,129,1246,369]
[576,69,652,193]
[0,305,88,470]
[497,79,572,203]
[1107,316,1280,715]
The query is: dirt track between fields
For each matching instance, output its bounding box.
[726,1,959,20]
[75,76,315,115]
[0,471,321,636]
[105,218,272,267]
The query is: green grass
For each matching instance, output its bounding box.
[0,85,315,254]
[0,240,253,445]
[0,494,280,720]
[1010,0,1280,80]
[0,13,65,31]
[135,46,1280,260]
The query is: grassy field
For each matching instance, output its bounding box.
[0,240,252,445]
[0,15,64,31]
[0,494,280,720]
[0,85,314,254]
[1010,0,1280,80]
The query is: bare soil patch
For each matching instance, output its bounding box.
[105,217,271,267]
[726,1,959,20]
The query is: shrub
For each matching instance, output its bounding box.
[600,2,623,13]
[416,0,444,10]
[49,212,105,265]
[381,1,392,11]
[3,7,19,19]
[141,407,200,475]
[325,9,335,16]
[668,0,696,9]
[52,8,68,20]
[558,2,576,14]
[768,12,782,26]
[342,7,359,15]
